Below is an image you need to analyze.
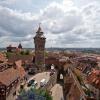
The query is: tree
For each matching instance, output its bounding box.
[20,51,25,55]
[25,50,30,55]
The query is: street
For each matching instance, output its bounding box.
[51,84,64,100]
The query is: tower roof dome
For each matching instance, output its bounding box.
[36,23,43,34]
[35,24,45,38]
[36,26,43,33]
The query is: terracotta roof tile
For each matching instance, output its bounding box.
[87,69,100,89]
[15,60,26,79]
[0,68,19,86]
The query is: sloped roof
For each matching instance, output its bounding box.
[15,60,26,79]
[87,69,100,89]
[36,26,43,33]
[0,67,19,86]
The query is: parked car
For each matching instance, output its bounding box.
[28,68,35,75]
[40,79,47,87]
[27,79,35,87]
[32,81,38,87]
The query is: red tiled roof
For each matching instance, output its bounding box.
[87,69,100,89]
[15,60,26,79]
[0,68,19,86]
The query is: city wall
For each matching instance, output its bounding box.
[42,71,57,91]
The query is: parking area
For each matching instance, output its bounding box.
[14,72,51,99]
[26,72,50,89]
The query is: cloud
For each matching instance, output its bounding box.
[0,5,39,47]
[0,0,100,48]
[0,6,39,37]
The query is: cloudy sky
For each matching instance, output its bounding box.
[0,0,100,48]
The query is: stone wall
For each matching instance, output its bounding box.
[42,71,57,91]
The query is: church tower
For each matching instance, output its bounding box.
[34,25,46,71]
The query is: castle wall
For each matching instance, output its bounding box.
[41,71,57,91]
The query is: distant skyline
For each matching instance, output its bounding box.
[0,0,100,48]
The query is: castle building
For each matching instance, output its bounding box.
[6,45,16,52]
[34,25,46,71]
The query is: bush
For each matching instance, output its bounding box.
[18,88,52,100]
[6,52,13,58]
[20,51,25,55]
[20,50,30,55]
[25,50,30,55]
[44,90,52,100]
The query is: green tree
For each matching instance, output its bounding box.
[20,51,25,55]
[44,90,52,100]
[25,50,30,55]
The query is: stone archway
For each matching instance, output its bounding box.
[57,68,64,84]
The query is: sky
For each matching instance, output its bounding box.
[0,0,100,48]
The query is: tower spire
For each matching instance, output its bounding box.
[36,23,43,34]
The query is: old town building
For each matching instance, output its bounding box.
[87,68,100,89]
[6,45,17,52]
[0,53,26,100]
[0,67,19,100]
[64,66,99,100]
[6,43,23,53]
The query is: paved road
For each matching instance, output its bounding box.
[51,84,64,100]
[28,72,50,88]
[24,72,50,91]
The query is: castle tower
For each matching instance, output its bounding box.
[34,25,46,71]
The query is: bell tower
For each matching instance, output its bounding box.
[34,24,46,71]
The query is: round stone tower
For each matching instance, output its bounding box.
[34,25,46,71]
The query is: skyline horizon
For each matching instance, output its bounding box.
[1,47,100,49]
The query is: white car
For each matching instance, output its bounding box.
[34,81,38,86]
[40,79,47,87]
[32,81,38,86]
